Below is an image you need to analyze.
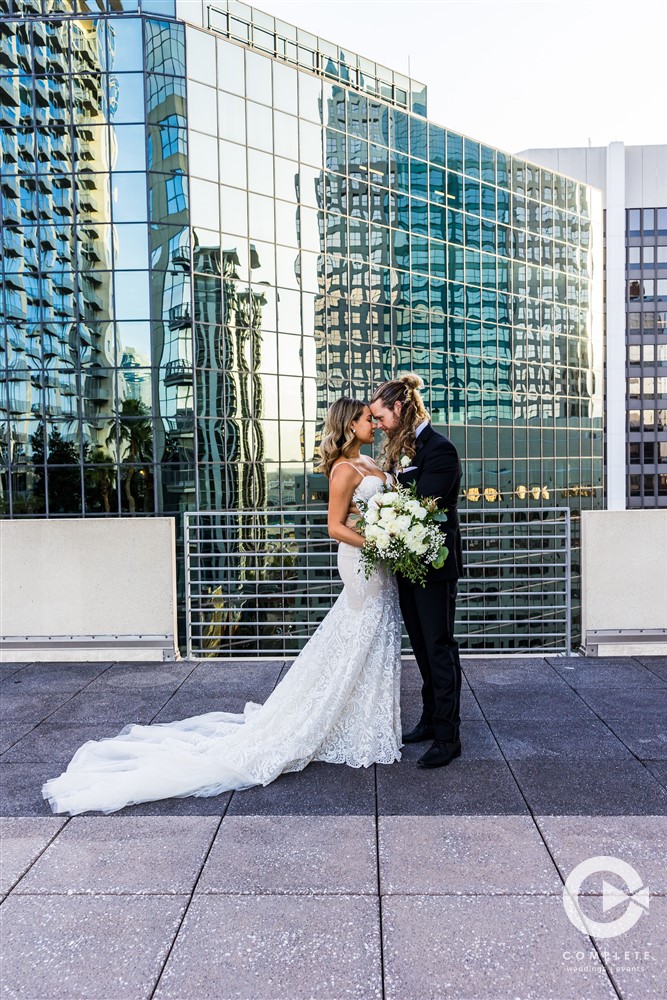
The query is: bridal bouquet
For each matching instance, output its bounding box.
[355,481,449,586]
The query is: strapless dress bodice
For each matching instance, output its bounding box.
[352,472,393,506]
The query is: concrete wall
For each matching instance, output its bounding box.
[0,518,179,662]
[581,510,667,655]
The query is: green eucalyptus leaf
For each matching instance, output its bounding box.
[432,545,449,569]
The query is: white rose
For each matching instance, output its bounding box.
[393,514,412,534]
[406,500,427,519]
[405,532,428,555]
[375,530,391,552]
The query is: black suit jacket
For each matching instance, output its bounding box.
[397,424,464,582]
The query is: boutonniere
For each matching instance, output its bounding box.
[399,455,411,469]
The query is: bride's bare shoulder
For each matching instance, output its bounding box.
[329,459,362,484]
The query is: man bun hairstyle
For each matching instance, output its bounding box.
[370,372,429,470]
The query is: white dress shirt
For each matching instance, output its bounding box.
[395,421,428,475]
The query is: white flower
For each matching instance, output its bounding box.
[379,506,397,523]
[399,455,411,468]
[393,514,412,534]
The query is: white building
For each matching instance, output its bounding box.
[519,143,667,510]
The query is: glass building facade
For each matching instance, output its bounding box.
[626,207,667,507]
[0,0,604,649]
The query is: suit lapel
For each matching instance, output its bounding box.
[412,423,433,477]
[398,424,433,485]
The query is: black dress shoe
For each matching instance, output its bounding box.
[416,739,462,769]
[401,721,435,744]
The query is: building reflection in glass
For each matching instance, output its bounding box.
[0,1,604,651]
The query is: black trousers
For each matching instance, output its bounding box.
[398,577,461,743]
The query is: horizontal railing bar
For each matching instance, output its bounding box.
[185,506,572,658]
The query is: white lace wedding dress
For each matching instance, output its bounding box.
[42,473,403,815]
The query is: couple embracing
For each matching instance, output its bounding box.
[42,374,464,817]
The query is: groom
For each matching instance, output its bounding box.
[370,376,464,768]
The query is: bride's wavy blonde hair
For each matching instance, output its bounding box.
[317,397,366,478]
[370,373,429,470]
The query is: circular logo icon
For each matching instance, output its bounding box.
[563,855,650,939]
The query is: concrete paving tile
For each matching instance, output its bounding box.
[14,816,219,895]
[467,681,596,720]
[399,720,503,762]
[511,761,667,816]
[604,719,667,760]
[536,815,667,894]
[0,689,77,723]
[0,817,66,893]
[177,665,286,699]
[102,791,232,817]
[227,760,377,816]
[592,894,665,999]
[186,660,285,681]
[376,761,528,816]
[643,761,667,789]
[401,667,472,693]
[573,687,667,722]
[150,666,283,723]
[3,660,113,674]
[96,660,195,690]
[1,762,64,816]
[153,894,382,1000]
[197,815,377,895]
[379,815,562,895]
[546,657,665,689]
[44,688,174,724]
[1,661,113,694]
[549,656,644,671]
[273,658,294,683]
[1,722,130,765]
[0,661,31,676]
[382,894,617,1000]
[490,718,634,760]
[0,720,37,755]
[151,689,257,722]
[462,657,566,686]
[632,656,667,681]
[0,893,187,999]
[401,686,483,721]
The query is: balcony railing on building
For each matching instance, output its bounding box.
[185,507,572,658]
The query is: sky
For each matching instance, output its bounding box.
[257,0,666,156]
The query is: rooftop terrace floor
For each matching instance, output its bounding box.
[1,655,665,999]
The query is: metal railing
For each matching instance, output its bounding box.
[184,507,572,658]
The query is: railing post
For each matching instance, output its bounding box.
[564,507,572,657]
[184,512,192,660]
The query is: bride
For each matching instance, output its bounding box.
[42,398,403,815]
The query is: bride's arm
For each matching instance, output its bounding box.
[327,465,365,549]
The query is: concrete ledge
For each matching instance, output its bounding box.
[0,518,179,662]
[582,510,667,655]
